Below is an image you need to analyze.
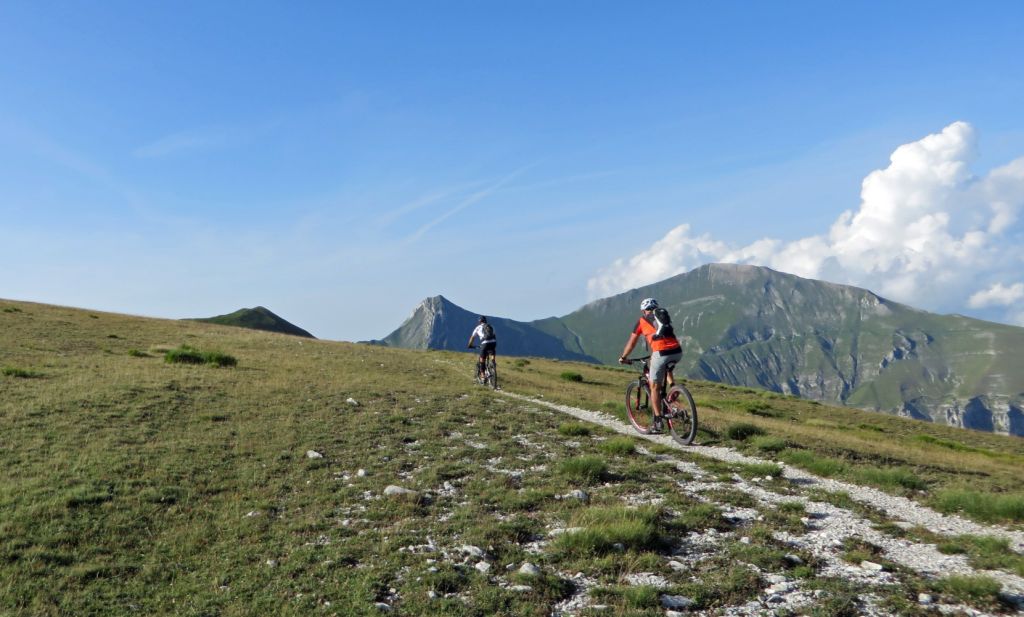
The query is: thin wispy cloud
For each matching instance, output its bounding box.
[134,128,233,158]
[589,122,1024,325]
[409,164,537,241]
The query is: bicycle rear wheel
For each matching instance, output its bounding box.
[486,358,498,389]
[625,380,653,434]
[665,384,698,445]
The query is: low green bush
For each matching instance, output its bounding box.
[750,435,787,452]
[560,371,584,383]
[932,574,1002,604]
[599,437,636,456]
[853,466,927,491]
[931,489,1024,523]
[558,456,608,485]
[2,366,41,378]
[558,422,591,437]
[552,506,662,555]
[726,423,765,441]
[779,450,846,477]
[164,345,237,367]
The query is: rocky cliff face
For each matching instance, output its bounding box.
[375,296,598,362]
[377,265,1024,436]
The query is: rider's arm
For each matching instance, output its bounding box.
[619,332,640,364]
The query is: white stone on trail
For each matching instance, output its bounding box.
[306,450,323,459]
[346,397,359,406]
[518,562,541,576]
[356,468,367,477]
[560,489,589,502]
[383,485,417,497]
[860,560,885,572]
[373,602,391,611]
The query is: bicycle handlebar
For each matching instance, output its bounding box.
[622,355,651,364]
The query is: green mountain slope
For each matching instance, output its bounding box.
[380,264,1024,435]
[190,306,315,338]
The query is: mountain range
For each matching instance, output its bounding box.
[374,263,1024,436]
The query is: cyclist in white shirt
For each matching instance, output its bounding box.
[467,316,497,382]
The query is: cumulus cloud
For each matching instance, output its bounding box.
[968,282,1024,308]
[588,122,1024,325]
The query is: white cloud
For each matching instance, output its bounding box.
[588,122,1024,325]
[968,282,1024,308]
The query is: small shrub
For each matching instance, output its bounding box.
[932,574,1002,604]
[779,450,846,477]
[127,349,149,358]
[853,466,927,491]
[599,437,636,456]
[622,585,659,608]
[560,371,584,383]
[552,506,662,555]
[558,422,590,437]
[737,462,783,478]
[164,345,237,367]
[513,359,530,368]
[931,489,1024,523]
[2,306,22,313]
[558,456,608,485]
[751,435,787,452]
[726,423,765,441]
[3,366,41,378]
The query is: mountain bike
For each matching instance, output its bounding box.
[623,355,697,445]
[471,347,498,390]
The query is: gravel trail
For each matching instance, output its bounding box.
[502,391,1024,611]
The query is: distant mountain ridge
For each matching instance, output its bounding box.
[190,306,314,338]
[375,264,1024,435]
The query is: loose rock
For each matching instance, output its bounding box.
[518,562,541,576]
[306,450,323,459]
[383,485,417,497]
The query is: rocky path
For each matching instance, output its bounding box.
[502,391,1024,616]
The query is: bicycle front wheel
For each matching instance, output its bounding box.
[666,384,698,445]
[625,380,653,434]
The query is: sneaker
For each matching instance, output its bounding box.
[651,417,664,434]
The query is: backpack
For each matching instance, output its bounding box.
[481,323,495,340]
[643,308,675,340]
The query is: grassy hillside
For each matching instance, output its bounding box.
[3,299,1024,615]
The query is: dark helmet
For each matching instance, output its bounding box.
[478,316,487,323]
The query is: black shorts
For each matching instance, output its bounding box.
[478,341,496,359]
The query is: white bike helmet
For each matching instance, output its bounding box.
[640,298,659,311]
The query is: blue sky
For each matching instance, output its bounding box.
[2,2,1023,340]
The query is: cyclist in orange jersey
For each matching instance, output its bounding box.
[618,298,682,433]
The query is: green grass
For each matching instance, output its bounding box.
[557,456,609,485]
[750,435,787,452]
[931,489,1024,523]
[557,422,591,437]
[598,437,636,456]
[726,422,765,441]
[932,575,1003,606]
[4,298,1024,615]
[2,366,42,378]
[552,506,663,555]
[559,371,584,382]
[164,345,237,367]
